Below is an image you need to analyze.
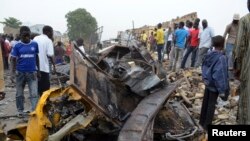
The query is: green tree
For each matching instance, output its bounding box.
[65,8,98,40]
[0,17,22,28]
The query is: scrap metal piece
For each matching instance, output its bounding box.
[118,80,179,141]
[25,87,92,141]
[154,101,199,140]
[122,66,161,96]
[71,45,165,123]
[48,110,95,141]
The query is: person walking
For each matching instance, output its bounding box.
[11,26,40,115]
[33,25,55,96]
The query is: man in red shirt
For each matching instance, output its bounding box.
[65,41,72,63]
[181,22,200,68]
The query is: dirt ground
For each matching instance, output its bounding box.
[0,70,59,134]
[0,55,240,140]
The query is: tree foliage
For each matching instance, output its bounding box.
[65,8,98,40]
[0,17,22,28]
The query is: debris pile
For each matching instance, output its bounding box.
[0,46,241,141]
[167,69,240,125]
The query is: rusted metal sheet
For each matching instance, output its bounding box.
[118,81,179,141]
[71,44,167,124]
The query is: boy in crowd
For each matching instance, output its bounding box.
[11,26,40,116]
[199,35,229,130]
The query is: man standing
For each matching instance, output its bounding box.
[235,0,250,124]
[196,20,214,67]
[172,22,189,72]
[34,26,55,96]
[148,31,155,53]
[0,35,5,100]
[181,22,200,69]
[156,23,164,63]
[224,14,240,80]
[11,26,39,115]
[168,23,178,70]
[54,41,65,64]
[166,27,173,60]
[200,35,229,130]
[141,30,148,47]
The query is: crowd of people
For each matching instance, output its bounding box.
[137,0,250,130]
[0,0,249,132]
[0,25,84,116]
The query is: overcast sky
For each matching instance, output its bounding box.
[0,0,248,40]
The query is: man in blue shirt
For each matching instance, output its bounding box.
[172,22,189,72]
[11,26,40,116]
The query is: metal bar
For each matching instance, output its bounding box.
[72,41,115,79]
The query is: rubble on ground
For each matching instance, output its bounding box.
[0,47,241,141]
[166,68,240,125]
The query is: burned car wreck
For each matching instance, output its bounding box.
[4,44,201,141]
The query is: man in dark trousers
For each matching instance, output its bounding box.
[156,23,164,63]
[34,26,56,96]
[200,35,229,130]
[181,22,200,68]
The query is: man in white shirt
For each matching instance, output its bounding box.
[196,20,214,67]
[33,25,55,96]
[76,38,85,54]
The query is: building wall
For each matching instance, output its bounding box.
[127,12,198,39]
[172,12,197,24]
[3,26,19,36]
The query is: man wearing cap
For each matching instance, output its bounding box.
[223,13,240,80]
